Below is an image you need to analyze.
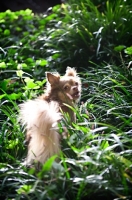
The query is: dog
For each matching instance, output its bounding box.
[19,67,81,165]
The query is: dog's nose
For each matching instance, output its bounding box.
[73,86,78,91]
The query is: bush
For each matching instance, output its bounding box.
[36,0,132,69]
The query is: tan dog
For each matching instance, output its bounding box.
[19,67,81,165]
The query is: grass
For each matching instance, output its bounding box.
[0,0,132,199]
[36,0,132,70]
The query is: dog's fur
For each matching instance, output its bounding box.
[19,67,81,165]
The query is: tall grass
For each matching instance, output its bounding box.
[0,0,132,199]
[0,63,132,199]
[36,0,132,70]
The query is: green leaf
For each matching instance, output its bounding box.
[124,47,132,55]
[16,70,24,77]
[39,59,48,66]
[0,62,6,69]
[36,59,48,67]
[0,94,6,99]
[52,53,60,59]
[7,92,22,100]
[7,139,19,149]
[37,155,57,178]
[24,77,32,83]
[42,155,57,172]
[101,140,109,149]
[24,78,40,89]
[114,45,126,52]
[17,185,32,194]
[0,79,10,91]
[26,58,34,64]
[26,82,38,89]
[52,5,61,12]
[4,29,10,36]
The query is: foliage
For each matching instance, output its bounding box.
[35,0,132,69]
[0,0,132,199]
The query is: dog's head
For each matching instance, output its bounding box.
[46,67,81,103]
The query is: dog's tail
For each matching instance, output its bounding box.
[19,99,61,165]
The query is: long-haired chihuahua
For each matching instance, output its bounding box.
[19,67,81,165]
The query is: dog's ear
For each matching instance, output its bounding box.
[46,72,60,85]
[65,67,77,77]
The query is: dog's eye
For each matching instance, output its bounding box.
[75,82,78,86]
[64,85,69,90]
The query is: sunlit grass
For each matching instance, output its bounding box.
[0,63,132,199]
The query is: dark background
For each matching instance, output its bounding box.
[0,0,63,13]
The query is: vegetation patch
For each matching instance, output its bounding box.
[0,0,132,199]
